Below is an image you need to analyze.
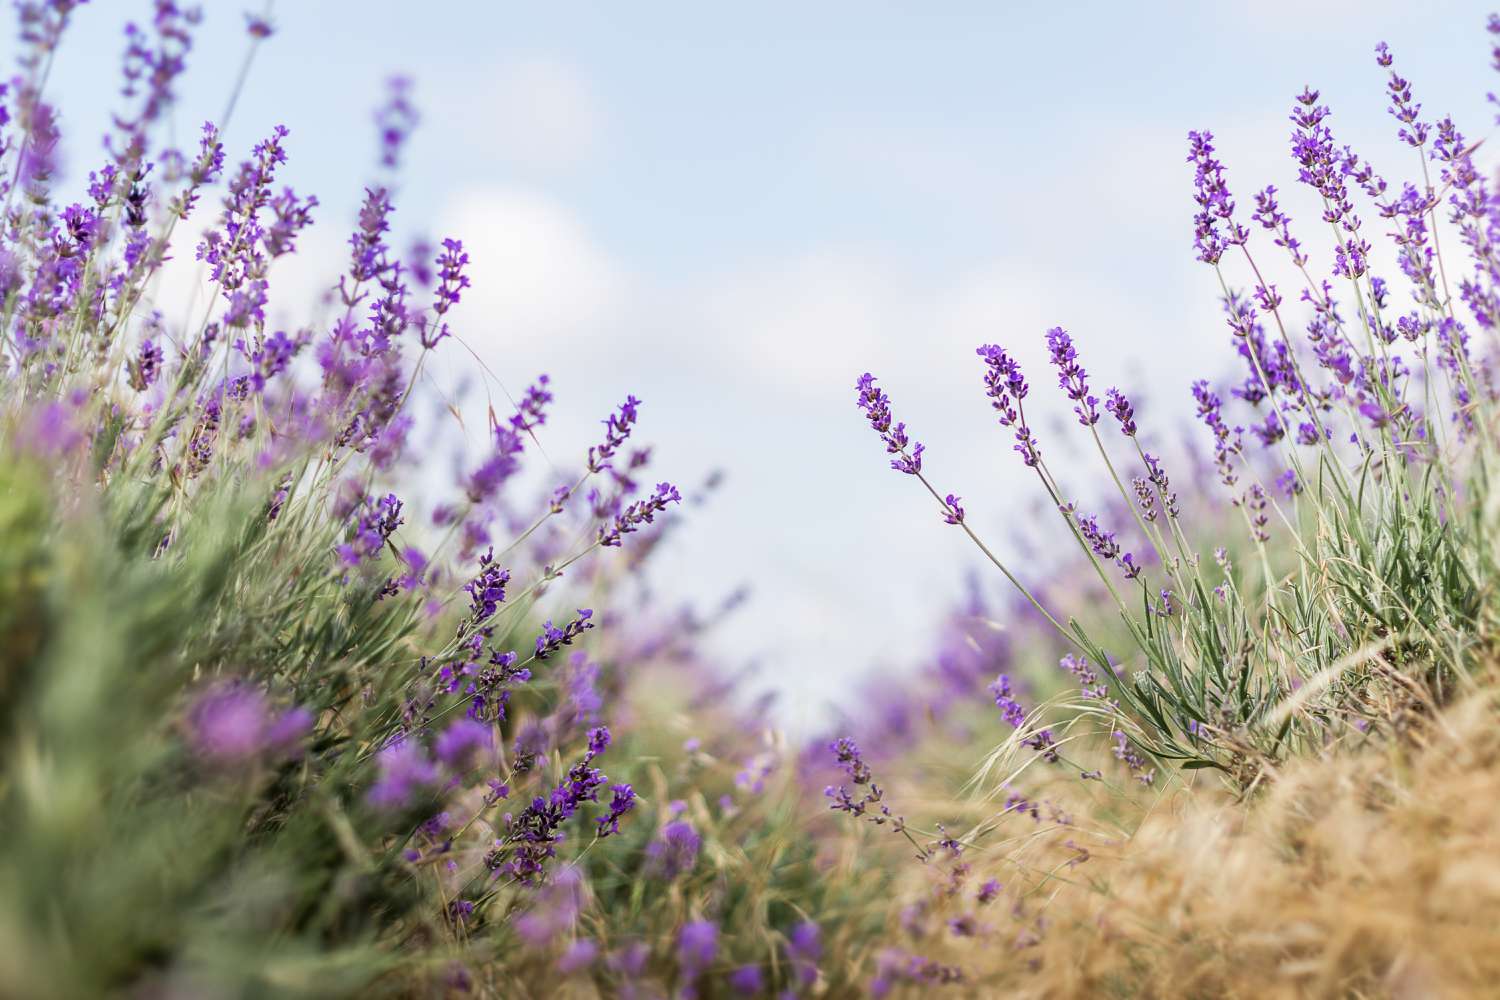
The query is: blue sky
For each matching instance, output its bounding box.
[33,0,1497,725]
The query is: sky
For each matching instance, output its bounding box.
[27,0,1498,727]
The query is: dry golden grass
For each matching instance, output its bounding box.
[869,685,1500,999]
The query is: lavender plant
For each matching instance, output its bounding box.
[848,21,1500,791]
[0,5,884,997]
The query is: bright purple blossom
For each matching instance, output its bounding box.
[595,783,636,837]
[1046,327,1098,426]
[597,482,681,547]
[977,344,1041,466]
[1104,387,1136,436]
[854,373,924,474]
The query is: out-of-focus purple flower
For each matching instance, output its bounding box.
[432,237,469,315]
[786,921,822,987]
[854,373,924,474]
[369,737,439,809]
[375,74,419,170]
[728,965,764,995]
[1112,730,1155,786]
[244,12,274,38]
[976,878,1002,905]
[1245,482,1270,542]
[676,920,718,978]
[435,718,492,769]
[557,939,598,975]
[186,682,311,762]
[512,867,584,945]
[647,819,701,879]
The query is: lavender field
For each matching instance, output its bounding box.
[4,2,1500,997]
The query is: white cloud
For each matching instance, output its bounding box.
[438,187,625,351]
[465,57,603,173]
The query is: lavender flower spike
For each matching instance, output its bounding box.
[855,373,925,474]
[976,345,1040,466]
[1045,327,1099,426]
[1104,387,1136,436]
[1186,129,1248,265]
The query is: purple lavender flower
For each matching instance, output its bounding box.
[244,12,274,38]
[461,547,510,624]
[369,737,439,809]
[432,237,470,315]
[128,338,163,392]
[435,718,492,769]
[1245,482,1270,542]
[786,921,822,987]
[1059,654,1110,702]
[374,74,419,170]
[646,819,701,879]
[976,344,1040,466]
[1072,508,1140,580]
[336,492,404,568]
[1186,129,1248,265]
[854,373,924,474]
[1288,88,1372,280]
[1251,184,1308,267]
[1111,730,1155,786]
[1192,380,1240,487]
[1104,387,1136,436]
[728,965,764,995]
[830,736,871,784]
[942,494,965,525]
[989,674,1026,728]
[588,396,640,472]
[557,939,598,975]
[1045,327,1098,426]
[595,783,636,837]
[185,683,311,762]
[1375,42,1430,147]
[534,609,595,659]
[597,481,681,547]
[677,920,718,979]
